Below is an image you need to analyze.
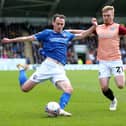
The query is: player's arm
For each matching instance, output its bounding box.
[66,29,84,34]
[73,25,96,40]
[1,35,35,44]
[70,18,97,40]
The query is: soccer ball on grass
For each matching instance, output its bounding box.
[45,101,60,117]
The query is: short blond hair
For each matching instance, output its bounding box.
[102,5,114,13]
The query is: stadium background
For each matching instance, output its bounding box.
[1,1,126,126]
[0,0,126,66]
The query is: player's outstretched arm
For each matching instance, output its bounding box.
[1,35,35,44]
[73,25,96,40]
[71,18,97,40]
[66,29,84,34]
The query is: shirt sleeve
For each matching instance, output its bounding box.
[34,29,48,41]
[68,32,75,41]
[119,25,126,35]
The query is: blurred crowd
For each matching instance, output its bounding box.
[0,22,126,64]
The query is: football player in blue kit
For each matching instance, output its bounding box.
[2,14,97,116]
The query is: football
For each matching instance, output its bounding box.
[45,101,60,117]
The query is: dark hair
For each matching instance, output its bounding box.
[52,13,66,22]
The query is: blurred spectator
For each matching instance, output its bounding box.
[2,49,8,58]
[78,58,83,64]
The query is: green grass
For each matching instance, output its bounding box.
[0,70,126,126]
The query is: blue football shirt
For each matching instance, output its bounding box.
[34,29,75,65]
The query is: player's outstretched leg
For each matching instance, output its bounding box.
[17,64,28,86]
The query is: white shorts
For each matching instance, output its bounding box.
[29,58,70,85]
[99,60,124,78]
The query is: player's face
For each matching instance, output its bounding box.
[52,17,65,33]
[102,10,114,25]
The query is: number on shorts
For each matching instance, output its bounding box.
[116,66,123,73]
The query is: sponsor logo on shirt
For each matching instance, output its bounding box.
[99,33,114,38]
[49,37,68,43]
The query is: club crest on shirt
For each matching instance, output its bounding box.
[62,33,67,38]
[110,27,115,31]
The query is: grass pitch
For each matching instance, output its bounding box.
[0,70,126,126]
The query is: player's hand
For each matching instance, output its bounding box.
[91,18,98,26]
[1,38,11,43]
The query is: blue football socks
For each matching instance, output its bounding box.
[59,92,71,109]
[18,70,27,86]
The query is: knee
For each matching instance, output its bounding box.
[70,87,74,93]
[115,77,125,89]
[116,80,125,89]
[65,87,73,94]
[117,84,125,89]
[21,87,29,92]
